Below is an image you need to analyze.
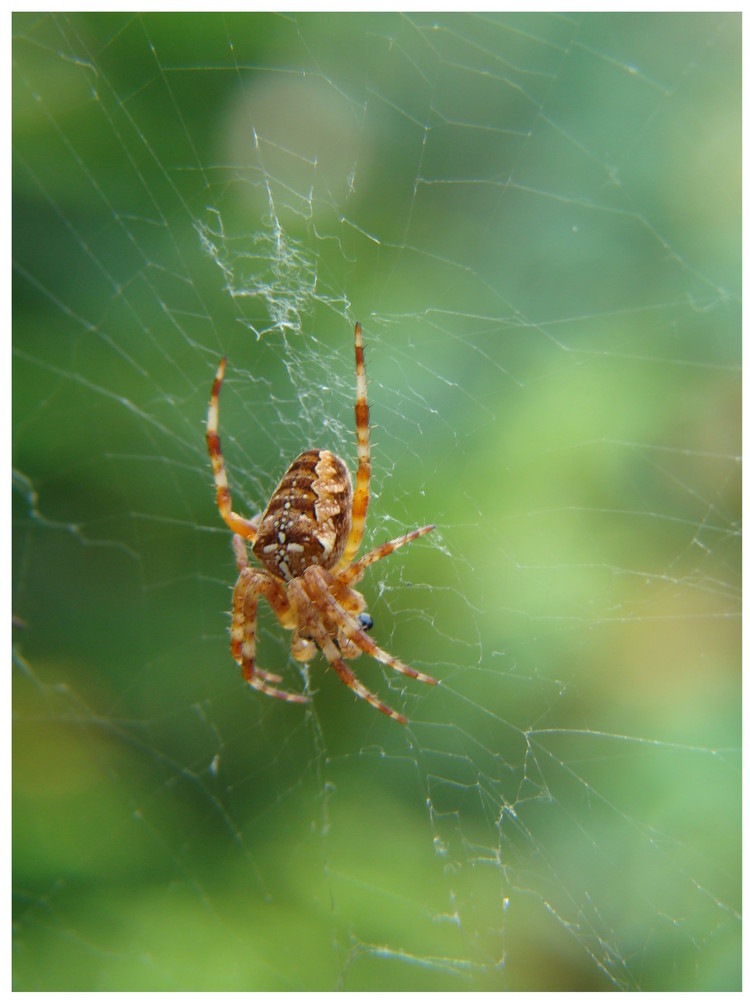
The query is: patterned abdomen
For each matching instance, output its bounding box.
[252,449,353,580]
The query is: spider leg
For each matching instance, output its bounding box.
[309,619,409,725]
[233,532,249,570]
[334,322,370,571]
[230,535,284,683]
[305,567,437,686]
[206,357,261,541]
[339,524,435,586]
[339,607,436,684]
[231,568,308,704]
[288,576,407,723]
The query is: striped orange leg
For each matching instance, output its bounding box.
[206,357,260,540]
[288,576,408,723]
[334,322,371,571]
[339,524,435,587]
[312,624,409,725]
[304,566,436,687]
[231,539,308,703]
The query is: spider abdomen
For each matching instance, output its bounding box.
[252,449,353,580]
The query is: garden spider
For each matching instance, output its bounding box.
[206,323,436,724]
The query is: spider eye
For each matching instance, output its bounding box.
[358,612,374,632]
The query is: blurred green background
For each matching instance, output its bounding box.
[13,12,740,990]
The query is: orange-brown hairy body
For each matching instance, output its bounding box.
[253,449,352,580]
[206,322,436,724]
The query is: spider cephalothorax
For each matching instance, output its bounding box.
[206,323,435,723]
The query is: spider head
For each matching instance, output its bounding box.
[357,612,374,632]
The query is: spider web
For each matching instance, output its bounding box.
[12,12,740,990]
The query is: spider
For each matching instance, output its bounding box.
[206,322,436,724]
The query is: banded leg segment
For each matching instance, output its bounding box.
[339,524,435,587]
[334,322,371,571]
[287,576,408,722]
[206,357,260,540]
[304,566,436,685]
[307,616,408,725]
[231,567,308,703]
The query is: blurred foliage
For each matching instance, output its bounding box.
[13,12,740,990]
